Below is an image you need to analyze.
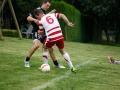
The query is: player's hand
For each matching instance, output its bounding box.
[34,19,39,23]
[67,22,74,27]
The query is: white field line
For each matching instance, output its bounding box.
[32,58,97,90]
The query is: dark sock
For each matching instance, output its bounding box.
[25,56,30,61]
[53,60,59,66]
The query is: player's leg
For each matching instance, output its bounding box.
[59,49,77,72]
[45,41,65,68]
[24,39,40,67]
[56,39,76,72]
[48,47,58,66]
[107,56,115,64]
[42,47,49,64]
[47,47,65,68]
[108,56,120,64]
[41,36,65,68]
[39,36,49,64]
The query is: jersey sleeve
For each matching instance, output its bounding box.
[36,21,43,29]
[37,21,44,35]
[55,13,61,19]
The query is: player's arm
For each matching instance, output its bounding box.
[59,13,74,27]
[27,17,44,35]
[27,16,38,23]
[48,9,56,14]
[27,16,44,34]
[27,15,33,22]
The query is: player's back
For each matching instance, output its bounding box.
[41,13,60,31]
[41,13,63,42]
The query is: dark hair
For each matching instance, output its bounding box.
[42,0,51,4]
[34,9,44,16]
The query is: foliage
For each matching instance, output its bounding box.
[10,0,82,42]
[50,1,82,42]
[3,0,120,43]
[59,0,120,43]
[2,29,18,37]
[73,0,120,43]
[12,0,41,24]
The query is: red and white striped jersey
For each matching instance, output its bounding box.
[38,13,64,42]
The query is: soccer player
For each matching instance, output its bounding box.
[108,56,120,64]
[25,0,65,69]
[28,9,77,72]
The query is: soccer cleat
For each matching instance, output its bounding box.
[56,65,66,69]
[71,67,77,72]
[58,65,66,69]
[24,61,30,68]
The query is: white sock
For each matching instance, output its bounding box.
[42,51,49,64]
[63,52,73,69]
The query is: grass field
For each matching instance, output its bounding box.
[0,37,120,90]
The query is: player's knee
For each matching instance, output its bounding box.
[35,44,40,48]
[33,41,40,49]
[33,43,40,49]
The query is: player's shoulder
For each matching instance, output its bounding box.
[46,13,56,16]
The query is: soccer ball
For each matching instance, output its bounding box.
[39,64,50,72]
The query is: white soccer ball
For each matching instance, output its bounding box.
[40,64,50,72]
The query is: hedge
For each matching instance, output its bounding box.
[50,1,82,42]
[2,1,82,42]
[2,29,18,37]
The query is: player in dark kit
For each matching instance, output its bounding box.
[24,0,65,69]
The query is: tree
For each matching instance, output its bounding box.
[70,0,120,43]
[12,0,41,25]
[0,0,22,39]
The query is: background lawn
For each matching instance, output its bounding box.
[0,37,120,90]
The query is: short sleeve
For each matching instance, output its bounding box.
[55,13,60,19]
[37,21,44,30]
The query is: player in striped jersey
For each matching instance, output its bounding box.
[29,9,77,72]
[24,0,65,69]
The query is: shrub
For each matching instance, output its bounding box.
[50,1,82,42]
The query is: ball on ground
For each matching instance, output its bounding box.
[39,64,50,72]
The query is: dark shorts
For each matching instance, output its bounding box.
[32,32,46,44]
[39,36,46,43]
[45,39,64,49]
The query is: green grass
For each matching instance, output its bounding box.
[0,37,120,90]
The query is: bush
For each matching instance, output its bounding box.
[50,1,82,42]
[2,29,18,37]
